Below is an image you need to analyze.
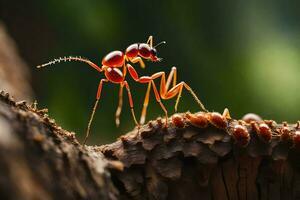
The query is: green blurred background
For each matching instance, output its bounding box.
[1,0,299,144]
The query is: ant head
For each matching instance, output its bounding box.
[150,48,159,61]
[150,41,166,62]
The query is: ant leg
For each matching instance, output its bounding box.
[163,83,182,111]
[134,74,168,125]
[174,84,184,112]
[146,35,153,48]
[159,67,176,96]
[130,57,146,69]
[83,79,108,145]
[149,72,169,125]
[127,63,164,82]
[139,81,168,125]
[165,67,177,91]
[138,77,166,125]
[182,82,208,112]
[163,82,208,112]
[151,81,168,126]
[115,63,128,126]
[126,63,168,124]
[122,81,139,127]
[140,82,151,124]
[115,85,124,127]
[160,67,208,112]
[126,63,138,80]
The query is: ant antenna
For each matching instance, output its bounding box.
[36,56,102,72]
[154,41,166,48]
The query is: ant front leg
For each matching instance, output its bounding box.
[122,81,139,127]
[129,56,146,69]
[140,82,151,124]
[139,80,168,125]
[83,79,109,145]
[160,67,208,112]
[126,64,168,125]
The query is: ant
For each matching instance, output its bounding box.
[37,36,208,144]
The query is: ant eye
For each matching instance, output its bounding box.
[151,48,157,57]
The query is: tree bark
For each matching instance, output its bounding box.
[99,114,300,200]
[0,91,119,200]
[1,92,300,200]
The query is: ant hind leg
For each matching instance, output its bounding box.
[123,81,139,127]
[160,67,208,113]
[83,79,108,145]
[171,82,208,113]
[140,82,152,124]
[151,81,168,126]
[115,85,124,127]
[183,82,208,112]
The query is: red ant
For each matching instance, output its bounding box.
[37,36,208,144]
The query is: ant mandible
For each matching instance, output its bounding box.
[37,36,165,144]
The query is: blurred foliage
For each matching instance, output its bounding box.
[0,0,299,144]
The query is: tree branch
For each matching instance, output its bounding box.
[99,112,300,200]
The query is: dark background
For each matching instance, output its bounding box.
[1,0,299,144]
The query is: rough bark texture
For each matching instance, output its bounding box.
[0,91,119,200]
[99,115,300,200]
[1,91,300,200]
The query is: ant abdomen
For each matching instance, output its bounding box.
[102,50,125,67]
